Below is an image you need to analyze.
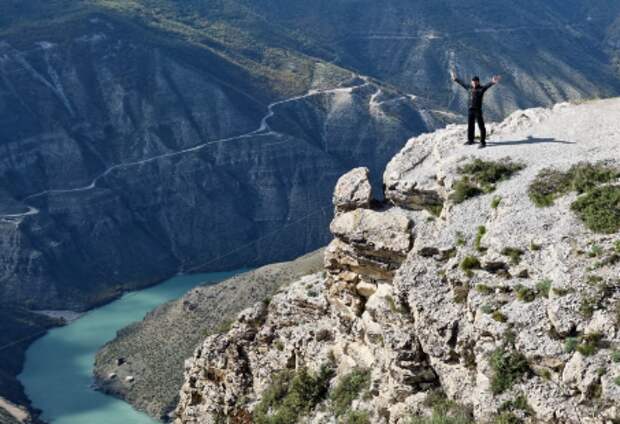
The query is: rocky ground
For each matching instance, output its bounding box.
[174,98,620,423]
[94,249,324,421]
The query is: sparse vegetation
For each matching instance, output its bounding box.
[528,162,620,207]
[611,351,620,363]
[460,256,481,276]
[476,284,494,295]
[491,196,502,209]
[492,311,508,323]
[450,177,484,204]
[514,284,536,303]
[535,279,552,298]
[489,347,530,394]
[409,391,475,424]
[498,394,533,422]
[564,334,602,357]
[474,226,487,252]
[254,366,334,424]
[578,297,599,318]
[571,185,620,234]
[501,247,525,265]
[345,410,371,424]
[330,369,371,417]
[450,159,524,204]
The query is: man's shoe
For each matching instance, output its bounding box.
[478,143,486,149]
[464,141,474,145]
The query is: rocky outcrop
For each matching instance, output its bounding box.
[94,249,324,421]
[175,99,620,423]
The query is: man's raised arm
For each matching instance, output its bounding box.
[451,70,469,90]
[483,75,502,91]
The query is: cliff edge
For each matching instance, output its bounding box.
[174,99,620,423]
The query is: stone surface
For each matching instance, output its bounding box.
[333,167,373,213]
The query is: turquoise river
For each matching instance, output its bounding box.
[20,271,242,424]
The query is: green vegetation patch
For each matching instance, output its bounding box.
[345,410,371,424]
[450,159,525,204]
[474,226,487,252]
[460,256,481,277]
[528,162,620,207]
[501,247,525,265]
[564,333,603,356]
[571,185,620,234]
[489,347,530,394]
[330,368,371,417]
[410,391,474,424]
[254,366,334,424]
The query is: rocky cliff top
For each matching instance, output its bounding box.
[174,99,620,424]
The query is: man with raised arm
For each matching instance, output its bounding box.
[450,70,501,149]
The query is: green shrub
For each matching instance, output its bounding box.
[492,311,508,323]
[498,393,533,422]
[528,168,571,207]
[615,240,620,253]
[529,241,541,251]
[564,337,579,353]
[514,285,536,303]
[588,244,603,257]
[489,347,530,394]
[458,158,525,188]
[345,410,371,424]
[450,159,524,204]
[330,369,371,417]
[254,366,334,424]
[450,177,483,204]
[476,284,494,295]
[611,351,620,363]
[410,391,474,424]
[571,186,620,234]
[493,412,522,424]
[474,226,487,252]
[528,163,619,207]
[491,196,502,209]
[565,334,602,357]
[460,256,481,276]
[579,297,598,318]
[535,279,552,298]
[569,162,620,194]
[615,377,620,387]
[501,247,525,265]
[481,304,494,314]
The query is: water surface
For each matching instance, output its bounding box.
[20,271,242,424]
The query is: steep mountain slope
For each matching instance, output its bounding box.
[94,249,324,421]
[175,98,620,423]
[0,9,447,310]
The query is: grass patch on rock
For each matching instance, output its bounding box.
[330,368,371,417]
[528,162,619,207]
[254,366,334,424]
[450,159,524,204]
[489,347,530,394]
[571,185,620,234]
[410,391,474,424]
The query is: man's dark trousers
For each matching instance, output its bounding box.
[468,108,486,145]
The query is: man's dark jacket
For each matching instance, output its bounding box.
[455,78,494,110]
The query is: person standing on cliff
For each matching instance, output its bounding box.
[450,70,501,149]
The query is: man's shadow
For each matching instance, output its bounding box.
[486,136,575,147]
